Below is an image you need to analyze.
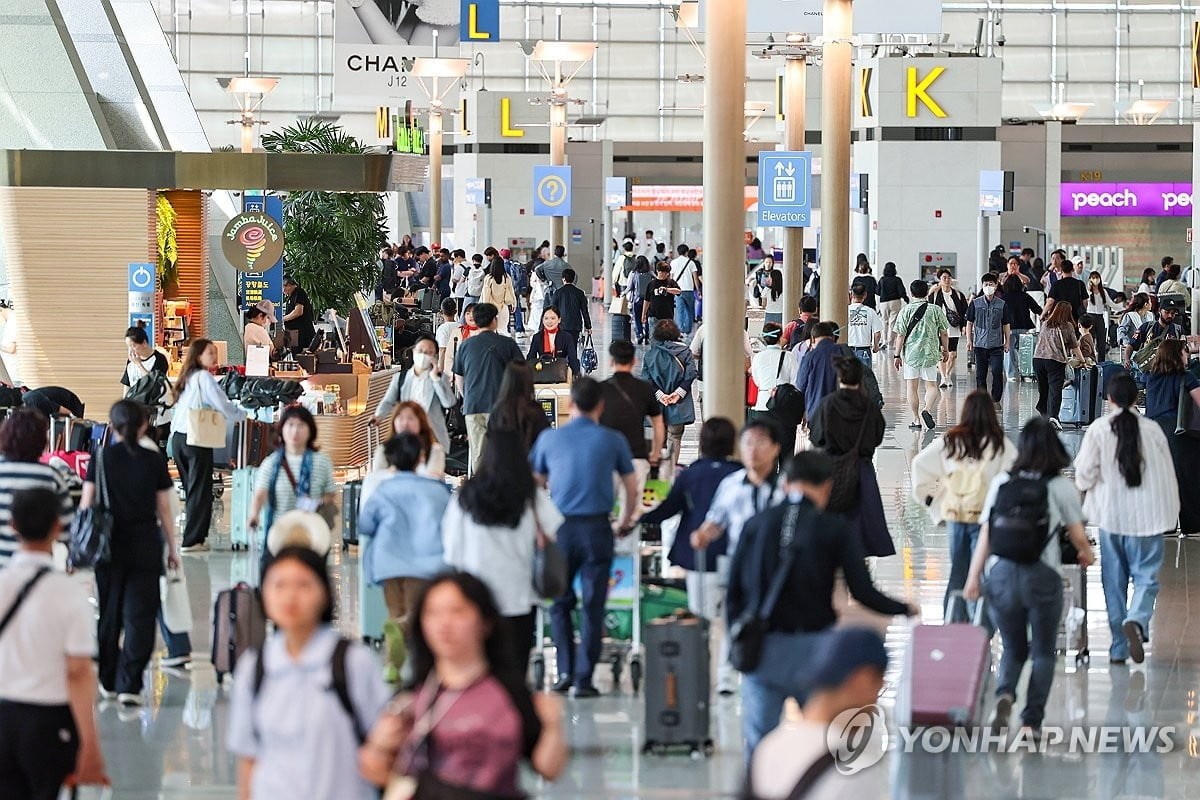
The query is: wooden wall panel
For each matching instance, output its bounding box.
[0,187,154,417]
[163,189,208,340]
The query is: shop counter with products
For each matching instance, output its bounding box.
[308,368,400,468]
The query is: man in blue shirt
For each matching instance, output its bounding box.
[965,273,1013,404]
[531,377,639,697]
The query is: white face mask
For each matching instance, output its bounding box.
[412,352,431,370]
[982,285,996,297]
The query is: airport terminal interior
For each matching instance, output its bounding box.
[3,0,1200,798]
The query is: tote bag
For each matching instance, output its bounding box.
[160,569,193,634]
[187,407,227,448]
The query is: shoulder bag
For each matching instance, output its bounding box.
[1056,329,1084,371]
[901,302,930,347]
[280,455,338,530]
[0,566,51,638]
[1175,380,1200,438]
[531,499,568,599]
[68,450,113,568]
[825,423,867,514]
[729,504,802,673]
[766,352,805,425]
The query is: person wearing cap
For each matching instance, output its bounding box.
[1125,297,1186,373]
[745,628,891,799]
[244,300,276,351]
[726,451,916,760]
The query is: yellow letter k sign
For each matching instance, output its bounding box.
[906,66,947,118]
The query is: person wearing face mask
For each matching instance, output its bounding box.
[374,334,456,456]
[964,274,1013,405]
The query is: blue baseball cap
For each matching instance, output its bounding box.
[799,627,889,694]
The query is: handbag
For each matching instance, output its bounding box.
[1058,329,1084,370]
[580,334,599,375]
[531,500,568,599]
[1175,381,1200,438]
[531,355,570,384]
[187,407,228,448]
[67,450,113,568]
[160,568,193,634]
[609,295,629,316]
[729,504,802,673]
[824,424,867,514]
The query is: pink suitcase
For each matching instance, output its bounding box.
[897,595,991,727]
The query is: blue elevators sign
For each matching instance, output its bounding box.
[758,151,813,228]
[533,166,572,217]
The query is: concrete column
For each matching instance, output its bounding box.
[782,55,807,324]
[551,100,567,254]
[429,110,444,246]
[819,0,853,331]
[702,0,747,425]
[1192,77,1200,326]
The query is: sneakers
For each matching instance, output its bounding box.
[573,686,600,699]
[99,687,117,701]
[921,410,936,430]
[1048,417,1063,432]
[160,655,191,669]
[551,676,574,694]
[988,694,1013,733]
[1123,620,1146,664]
[181,542,210,554]
[117,692,142,707]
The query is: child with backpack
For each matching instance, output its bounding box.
[911,391,1015,622]
[227,546,390,799]
[964,417,1095,738]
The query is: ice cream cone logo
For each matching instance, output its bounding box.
[239,225,268,270]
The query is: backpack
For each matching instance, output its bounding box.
[466,266,486,296]
[252,637,365,744]
[987,472,1054,564]
[941,459,989,523]
[125,372,172,410]
[506,260,529,296]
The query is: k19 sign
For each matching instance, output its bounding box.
[1061,182,1194,217]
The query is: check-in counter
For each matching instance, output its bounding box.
[312,368,399,468]
[533,383,573,429]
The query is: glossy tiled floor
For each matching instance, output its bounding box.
[78,316,1200,799]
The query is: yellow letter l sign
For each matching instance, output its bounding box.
[906,66,947,118]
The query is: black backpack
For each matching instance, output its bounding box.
[988,472,1055,564]
[125,372,171,410]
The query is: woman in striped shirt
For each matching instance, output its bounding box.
[0,408,73,566]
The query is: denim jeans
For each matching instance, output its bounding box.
[675,290,697,336]
[851,346,873,369]
[741,630,826,760]
[550,516,615,689]
[983,558,1063,727]
[1004,329,1029,379]
[1099,531,1165,661]
[944,522,981,617]
[973,346,1005,402]
[158,614,192,659]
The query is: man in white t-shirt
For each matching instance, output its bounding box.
[640,230,659,261]
[846,284,884,369]
[747,628,891,800]
[669,244,699,336]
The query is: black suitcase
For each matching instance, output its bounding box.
[643,612,712,757]
[610,313,631,344]
[341,479,362,549]
[211,583,267,683]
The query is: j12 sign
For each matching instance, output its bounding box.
[1061,183,1194,218]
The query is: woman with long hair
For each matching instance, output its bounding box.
[358,572,568,795]
[851,256,878,309]
[487,362,551,454]
[1032,301,1085,430]
[0,408,73,567]
[227,546,389,799]
[1118,293,1156,352]
[246,405,336,572]
[912,390,1016,616]
[1145,339,1200,534]
[809,356,894,557]
[965,417,1095,735]
[442,430,561,676]
[746,255,774,307]
[642,320,699,477]
[878,261,910,352]
[1075,372,1177,664]
[1002,274,1043,382]
[371,401,445,480]
[763,268,786,325]
[170,338,246,551]
[479,257,517,335]
[630,255,655,345]
[1084,270,1121,361]
[86,400,179,706]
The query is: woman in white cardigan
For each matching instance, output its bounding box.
[441,429,561,678]
[479,257,518,335]
[912,390,1015,618]
[1074,371,1179,665]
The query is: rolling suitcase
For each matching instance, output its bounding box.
[1057,564,1089,665]
[342,479,362,549]
[1094,361,1123,414]
[230,422,258,552]
[211,582,267,683]
[1017,332,1037,380]
[610,313,631,344]
[896,593,990,727]
[643,550,712,758]
[358,534,390,645]
[1061,367,1098,428]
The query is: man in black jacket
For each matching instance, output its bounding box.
[551,268,592,342]
[727,452,917,760]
